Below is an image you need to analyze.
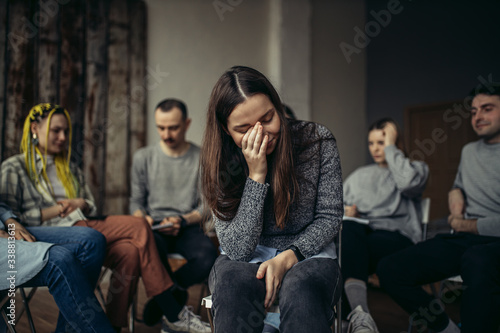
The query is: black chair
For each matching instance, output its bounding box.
[1,287,38,333]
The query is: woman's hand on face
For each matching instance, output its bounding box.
[57,198,87,217]
[256,250,298,309]
[241,122,269,183]
[344,205,359,217]
[383,122,398,147]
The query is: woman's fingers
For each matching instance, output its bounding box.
[247,123,262,151]
[265,274,280,308]
[242,123,264,153]
[246,125,257,150]
[241,129,250,150]
[256,262,267,279]
[21,230,36,242]
[257,262,273,307]
[241,123,268,182]
[259,134,268,156]
[254,124,263,151]
[257,261,281,308]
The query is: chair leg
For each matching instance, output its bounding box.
[196,280,209,315]
[128,295,136,333]
[1,308,17,333]
[20,288,36,333]
[335,297,342,333]
[202,296,214,333]
[207,307,214,333]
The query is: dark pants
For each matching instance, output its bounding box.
[153,224,217,288]
[209,255,342,333]
[377,233,500,333]
[341,221,414,282]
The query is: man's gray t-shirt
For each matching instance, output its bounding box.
[453,140,500,236]
[130,142,202,221]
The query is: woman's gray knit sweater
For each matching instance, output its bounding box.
[214,122,343,262]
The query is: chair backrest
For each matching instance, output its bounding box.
[420,198,431,241]
[421,198,431,224]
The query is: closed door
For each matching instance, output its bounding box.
[404,100,477,220]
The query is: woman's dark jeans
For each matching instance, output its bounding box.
[209,255,342,333]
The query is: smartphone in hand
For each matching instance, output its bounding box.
[151,222,174,230]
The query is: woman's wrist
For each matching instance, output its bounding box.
[287,245,305,262]
[248,173,266,184]
[81,199,89,213]
[57,203,64,217]
[281,249,299,269]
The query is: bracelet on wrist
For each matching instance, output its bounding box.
[287,245,305,262]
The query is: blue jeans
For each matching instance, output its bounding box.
[209,255,342,333]
[22,226,114,333]
[153,225,217,288]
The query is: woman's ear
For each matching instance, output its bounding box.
[30,122,38,136]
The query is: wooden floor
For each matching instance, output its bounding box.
[10,221,462,333]
[12,278,210,333]
[10,281,462,333]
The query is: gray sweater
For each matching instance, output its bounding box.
[129,142,202,221]
[453,140,500,237]
[343,145,429,243]
[214,122,343,262]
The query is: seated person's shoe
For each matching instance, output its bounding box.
[144,286,188,326]
[142,298,163,326]
[161,306,211,333]
[347,305,379,333]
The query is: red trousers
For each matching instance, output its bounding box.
[76,216,173,327]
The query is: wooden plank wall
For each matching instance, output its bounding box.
[0,0,6,159]
[0,0,147,215]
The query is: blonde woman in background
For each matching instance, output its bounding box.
[0,104,210,333]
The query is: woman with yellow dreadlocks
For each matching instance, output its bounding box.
[0,104,211,333]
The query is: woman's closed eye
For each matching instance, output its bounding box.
[262,114,273,123]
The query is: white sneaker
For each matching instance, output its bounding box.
[347,305,379,333]
[161,306,211,333]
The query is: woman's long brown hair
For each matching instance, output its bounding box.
[200,66,298,229]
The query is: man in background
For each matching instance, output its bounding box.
[378,83,500,333]
[130,98,217,327]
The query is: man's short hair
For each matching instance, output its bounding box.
[155,99,188,120]
[468,82,500,100]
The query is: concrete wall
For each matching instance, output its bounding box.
[366,0,500,133]
[145,0,272,145]
[145,0,367,177]
[311,0,367,177]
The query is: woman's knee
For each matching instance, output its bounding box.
[281,259,341,302]
[106,242,141,273]
[73,226,107,254]
[130,216,154,244]
[211,257,263,299]
[48,246,78,267]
